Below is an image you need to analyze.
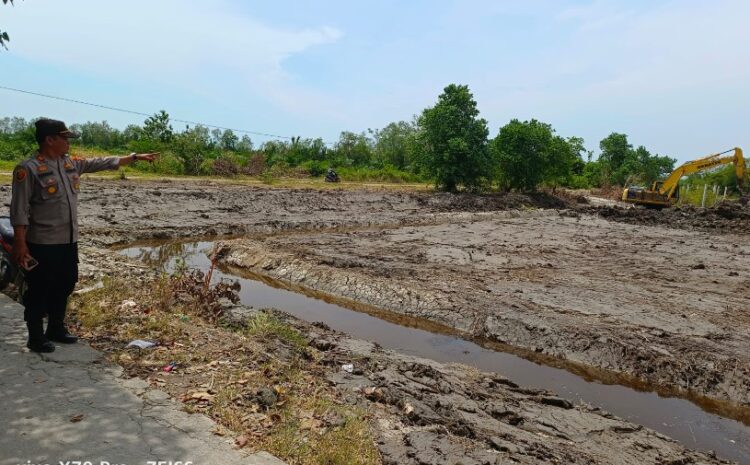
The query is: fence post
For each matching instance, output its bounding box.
[723,186,728,200]
[701,184,708,207]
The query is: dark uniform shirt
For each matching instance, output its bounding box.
[10,152,120,244]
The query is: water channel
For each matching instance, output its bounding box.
[119,241,750,464]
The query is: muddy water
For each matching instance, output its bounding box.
[119,241,750,464]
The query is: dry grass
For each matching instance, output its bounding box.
[245,311,307,349]
[69,274,381,465]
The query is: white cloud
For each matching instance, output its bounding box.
[4,0,343,117]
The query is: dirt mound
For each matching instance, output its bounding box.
[585,201,750,234]
[418,191,570,212]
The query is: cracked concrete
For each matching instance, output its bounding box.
[0,293,286,465]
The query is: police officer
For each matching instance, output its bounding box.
[10,118,158,353]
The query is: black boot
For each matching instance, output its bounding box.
[46,299,78,344]
[45,325,78,344]
[27,320,55,353]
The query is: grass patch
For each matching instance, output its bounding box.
[68,271,380,465]
[678,185,738,207]
[246,311,307,349]
[0,160,18,171]
[261,397,379,465]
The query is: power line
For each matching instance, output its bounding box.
[0,84,305,141]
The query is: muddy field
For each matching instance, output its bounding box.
[0,179,565,246]
[222,211,750,407]
[2,178,749,464]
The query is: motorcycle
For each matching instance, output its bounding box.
[324,168,340,183]
[0,216,27,301]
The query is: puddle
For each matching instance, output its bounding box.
[120,241,750,464]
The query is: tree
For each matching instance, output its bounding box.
[491,119,554,191]
[334,131,373,167]
[544,135,586,189]
[172,125,211,174]
[71,121,124,149]
[219,129,238,151]
[417,84,490,192]
[260,140,288,167]
[0,116,35,160]
[491,119,585,191]
[638,148,675,186]
[1,0,16,50]
[599,133,632,185]
[370,120,418,170]
[595,133,675,186]
[122,124,143,142]
[142,110,174,143]
[237,135,253,153]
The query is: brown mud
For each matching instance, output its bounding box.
[221,213,750,407]
[2,178,749,464]
[231,306,733,465]
[0,180,567,246]
[583,202,750,234]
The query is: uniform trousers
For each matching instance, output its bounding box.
[23,242,78,339]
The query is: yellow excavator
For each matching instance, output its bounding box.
[621,147,748,208]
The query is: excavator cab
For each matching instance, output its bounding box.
[621,185,671,208]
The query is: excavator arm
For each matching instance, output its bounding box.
[658,148,746,198]
[622,147,747,208]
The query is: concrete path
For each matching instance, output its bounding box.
[0,293,285,465]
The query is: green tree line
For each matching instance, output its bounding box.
[1,83,678,190]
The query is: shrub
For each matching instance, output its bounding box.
[300,160,329,177]
[242,153,267,176]
[211,156,241,176]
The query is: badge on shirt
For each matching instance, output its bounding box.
[14,168,27,183]
[45,177,59,194]
[37,164,49,174]
[64,161,75,171]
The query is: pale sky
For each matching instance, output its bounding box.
[1,0,749,163]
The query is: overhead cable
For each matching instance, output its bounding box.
[0,84,302,141]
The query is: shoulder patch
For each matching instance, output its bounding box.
[14,168,27,183]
